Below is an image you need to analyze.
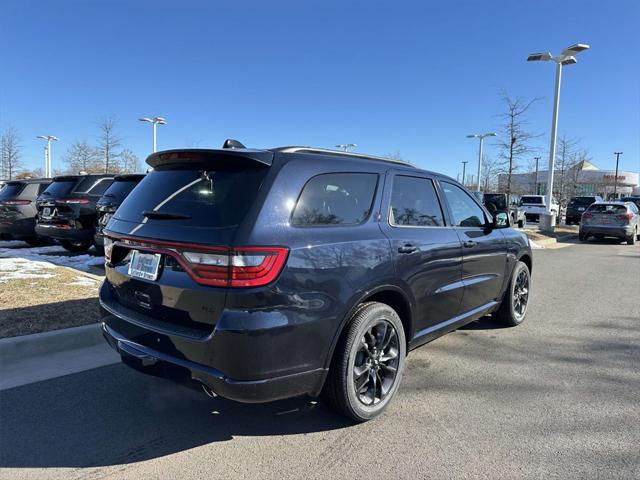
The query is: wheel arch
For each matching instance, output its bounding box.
[518,252,532,275]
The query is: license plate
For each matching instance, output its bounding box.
[601,218,609,224]
[42,207,52,217]
[128,250,161,281]
[578,207,585,211]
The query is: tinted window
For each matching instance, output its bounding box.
[569,197,596,206]
[441,182,486,227]
[40,180,76,197]
[520,196,544,205]
[588,204,627,214]
[37,183,50,194]
[86,178,113,196]
[483,194,507,211]
[116,167,268,228]
[0,183,25,198]
[389,176,444,227]
[291,173,378,226]
[101,179,141,201]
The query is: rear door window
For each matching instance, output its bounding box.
[116,167,268,227]
[291,173,378,226]
[389,176,444,227]
[86,178,113,196]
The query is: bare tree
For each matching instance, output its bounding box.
[0,127,22,180]
[481,156,502,192]
[97,117,122,173]
[496,93,540,205]
[553,134,579,207]
[63,141,101,173]
[384,151,412,165]
[119,149,140,173]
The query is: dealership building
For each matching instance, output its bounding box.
[498,160,640,199]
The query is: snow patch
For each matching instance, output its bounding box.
[0,257,57,283]
[0,243,103,272]
[529,240,545,249]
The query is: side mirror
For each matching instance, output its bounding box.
[493,211,510,229]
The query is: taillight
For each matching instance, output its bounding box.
[616,212,634,221]
[104,237,114,262]
[182,247,289,287]
[0,199,31,205]
[59,198,89,204]
[582,212,593,219]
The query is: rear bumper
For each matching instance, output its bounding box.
[580,225,633,237]
[35,223,94,241]
[102,321,327,403]
[0,217,37,238]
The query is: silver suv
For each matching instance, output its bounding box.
[579,202,640,245]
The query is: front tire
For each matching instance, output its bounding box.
[61,239,92,252]
[323,302,406,422]
[518,218,525,229]
[495,261,530,327]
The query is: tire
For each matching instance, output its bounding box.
[93,243,105,256]
[323,302,406,422]
[517,219,525,229]
[61,239,92,252]
[494,261,530,327]
[626,231,636,245]
[578,231,588,242]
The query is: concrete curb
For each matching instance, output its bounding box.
[0,322,104,364]
[525,232,577,248]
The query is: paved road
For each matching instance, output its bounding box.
[1,238,639,480]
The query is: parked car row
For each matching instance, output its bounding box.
[0,174,145,251]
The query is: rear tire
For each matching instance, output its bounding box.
[578,231,588,242]
[61,239,92,252]
[626,231,636,245]
[494,261,530,327]
[518,219,525,228]
[93,243,105,256]
[323,302,406,422]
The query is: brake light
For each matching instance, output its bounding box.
[0,199,31,205]
[108,234,289,288]
[182,247,289,287]
[616,212,634,221]
[582,212,593,219]
[59,198,89,204]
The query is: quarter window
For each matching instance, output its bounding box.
[389,176,444,227]
[441,182,486,227]
[291,173,378,226]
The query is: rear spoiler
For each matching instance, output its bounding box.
[146,149,274,169]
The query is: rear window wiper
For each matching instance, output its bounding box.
[142,211,192,220]
[102,193,116,198]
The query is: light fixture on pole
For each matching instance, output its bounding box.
[139,117,167,153]
[335,143,357,152]
[613,152,623,198]
[527,43,590,226]
[466,133,496,192]
[461,160,468,186]
[36,135,58,178]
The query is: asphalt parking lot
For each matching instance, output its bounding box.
[1,239,638,480]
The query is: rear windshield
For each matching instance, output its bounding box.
[39,180,77,197]
[520,196,543,205]
[115,167,268,227]
[0,183,25,199]
[101,179,141,201]
[569,197,596,206]
[588,204,627,214]
[483,194,507,210]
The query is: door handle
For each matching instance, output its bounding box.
[463,240,477,248]
[398,244,418,254]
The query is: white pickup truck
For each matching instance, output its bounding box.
[519,195,559,222]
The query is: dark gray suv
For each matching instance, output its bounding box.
[100,142,533,421]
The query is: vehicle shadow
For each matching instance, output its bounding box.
[0,363,352,469]
[458,314,511,331]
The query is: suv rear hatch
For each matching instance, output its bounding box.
[102,149,279,338]
[36,176,81,225]
[583,204,630,226]
[0,182,28,222]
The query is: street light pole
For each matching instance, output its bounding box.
[139,117,167,153]
[36,135,59,178]
[461,160,468,186]
[534,156,541,194]
[527,43,590,229]
[613,151,623,198]
[466,132,497,192]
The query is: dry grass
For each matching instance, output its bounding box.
[0,266,102,338]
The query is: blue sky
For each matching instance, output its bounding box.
[1,0,638,179]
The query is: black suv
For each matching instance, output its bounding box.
[95,174,145,252]
[0,179,52,245]
[36,174,114,252]
[100,143,532,421]
[565,196,603,225]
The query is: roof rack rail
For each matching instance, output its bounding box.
[271,146,415,167]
